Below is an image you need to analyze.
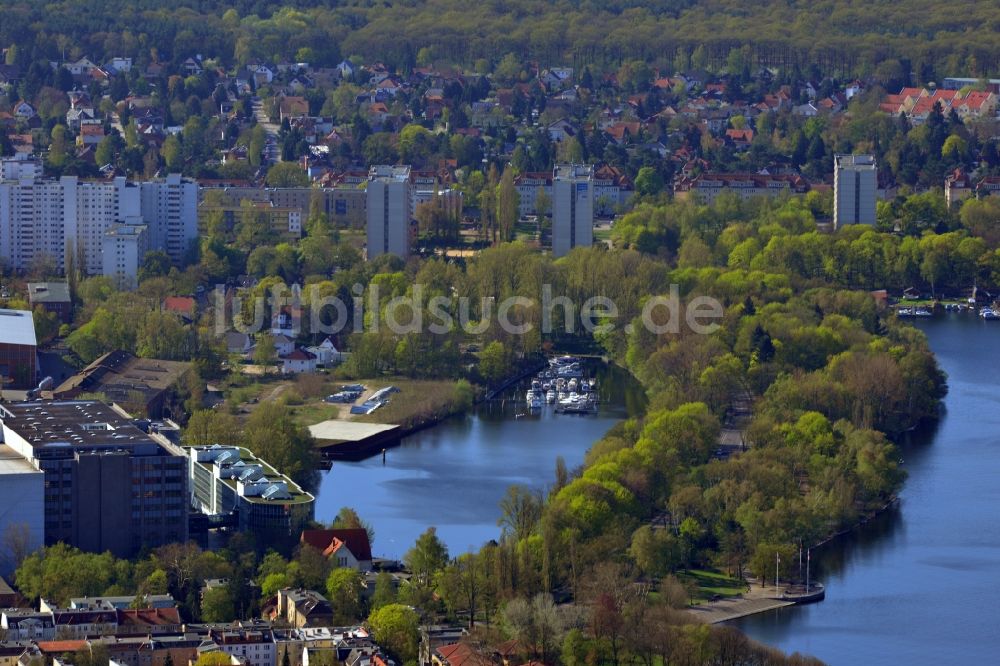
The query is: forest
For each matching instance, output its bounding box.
[2,0,1000,78]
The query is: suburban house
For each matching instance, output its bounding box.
[272,334,296,357]
[280,348,318,374]
[305,338,342,367]
[224,331,254,357]
[274,589,334,628]
[300,529,374,571]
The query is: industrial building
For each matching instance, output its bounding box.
[0,308,37,390]
[0,444,44,578]
[0,400,188,557]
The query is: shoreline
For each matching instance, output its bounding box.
[688,494,901,624]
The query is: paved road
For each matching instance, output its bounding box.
[714,390,751,459]
[251,97,281,164]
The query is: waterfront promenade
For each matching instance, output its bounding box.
[687,584,794,624]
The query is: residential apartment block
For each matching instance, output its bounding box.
[0,169,196,276]
[102,223,149,290]
[833,154,877,229]
[551,164,594,258]
[945,169,1000,207]
[674,172,811,204]
[366,165,412,260]
[0,400,189,557]
[199,184,368,229]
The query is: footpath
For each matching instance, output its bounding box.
[687,583,794,624]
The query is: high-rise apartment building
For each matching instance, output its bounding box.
[102,223,149,290]
[366,165,412,260]
[140,174,198,264]
[0,172,194,275]
[551,164,594,258]
[833,154,877,229]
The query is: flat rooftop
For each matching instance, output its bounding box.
[0,400,164,453]
[369,164,411,181]
[0,309,37,346]
[54,350,189,399]
[554,163,594,180]
[0,444,40,475]
[27,282,70,304]
[308,421,399,443]
[188,446,314,505]
[836,154,876,168]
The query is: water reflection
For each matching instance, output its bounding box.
[315,361,644,559]
[735,315,1000,665]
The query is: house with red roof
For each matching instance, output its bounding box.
[725,128,755,148]
[163,296,196,322]
[301,529,374,571]
[280,347,317,374]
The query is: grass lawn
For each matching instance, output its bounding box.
[353,378,475,428]
[286,401,342,427]
[677,569,748,603]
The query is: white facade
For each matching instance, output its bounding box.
[101,223,149,290]
[0,177,70,272]
[0,155,42,180]
[551,164,594,258]
[0,448,44,578]
[0,172,189,275]
[71,177,141,275]
[141,174,198,265]
[833,154,877,229]
[366,165,411,260]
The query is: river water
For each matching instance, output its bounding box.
[316,363,646,559]
[317,316,997,664]
[734,314,1000,664]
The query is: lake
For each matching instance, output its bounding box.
[734,313,1000,664]
[315,362,645,559]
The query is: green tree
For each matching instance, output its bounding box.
[404,527,448,587]
[160,135,182,170]
[201,587,235,622]
[252,334,277,366]
[371,571,397,610]
[326,568,362,623]
[634,167,664,197]
[266,162,310,187]
[367,604,419,663]
[48,125,69,169]
[478,341,508,384]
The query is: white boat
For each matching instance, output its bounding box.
[981,307,1000,320]
[525,390,537,403]
[546,390,556,403]
[568,378,578,391]
[557,391,567,400]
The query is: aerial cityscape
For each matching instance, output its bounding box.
[1,1,999,664]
